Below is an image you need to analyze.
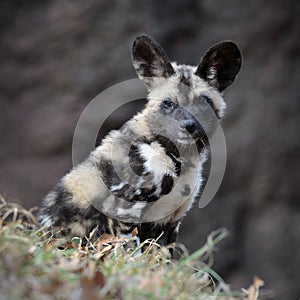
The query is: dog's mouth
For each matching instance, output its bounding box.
[177,138,196,145]
[177,130,197,145]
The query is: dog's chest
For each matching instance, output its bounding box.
[111,141,202,223]
[141,154,204,224]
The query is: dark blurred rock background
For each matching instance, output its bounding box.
[0,0,299,299]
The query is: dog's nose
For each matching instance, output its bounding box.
[184,120,197,134]
[182,120,197,135]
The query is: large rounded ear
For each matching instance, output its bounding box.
[195,41,242,92]
[132,34,175,88]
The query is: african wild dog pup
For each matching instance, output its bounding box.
[38,35,242,249]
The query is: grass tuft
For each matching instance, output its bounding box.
[0,195,267,299]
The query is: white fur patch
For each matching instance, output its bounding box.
[135,189,141,195]
[142,150,207,224]
[110,182,126,192]
[138,142,176,182]
[207,66,217,81]
[40,215,53,227]
[116,202,146,219]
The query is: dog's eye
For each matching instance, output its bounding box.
[162,98,175,110]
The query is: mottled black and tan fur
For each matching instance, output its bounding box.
[38,35,242,250]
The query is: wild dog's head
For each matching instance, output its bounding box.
[132,35,242,146]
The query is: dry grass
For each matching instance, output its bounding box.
[0,195,267,300]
